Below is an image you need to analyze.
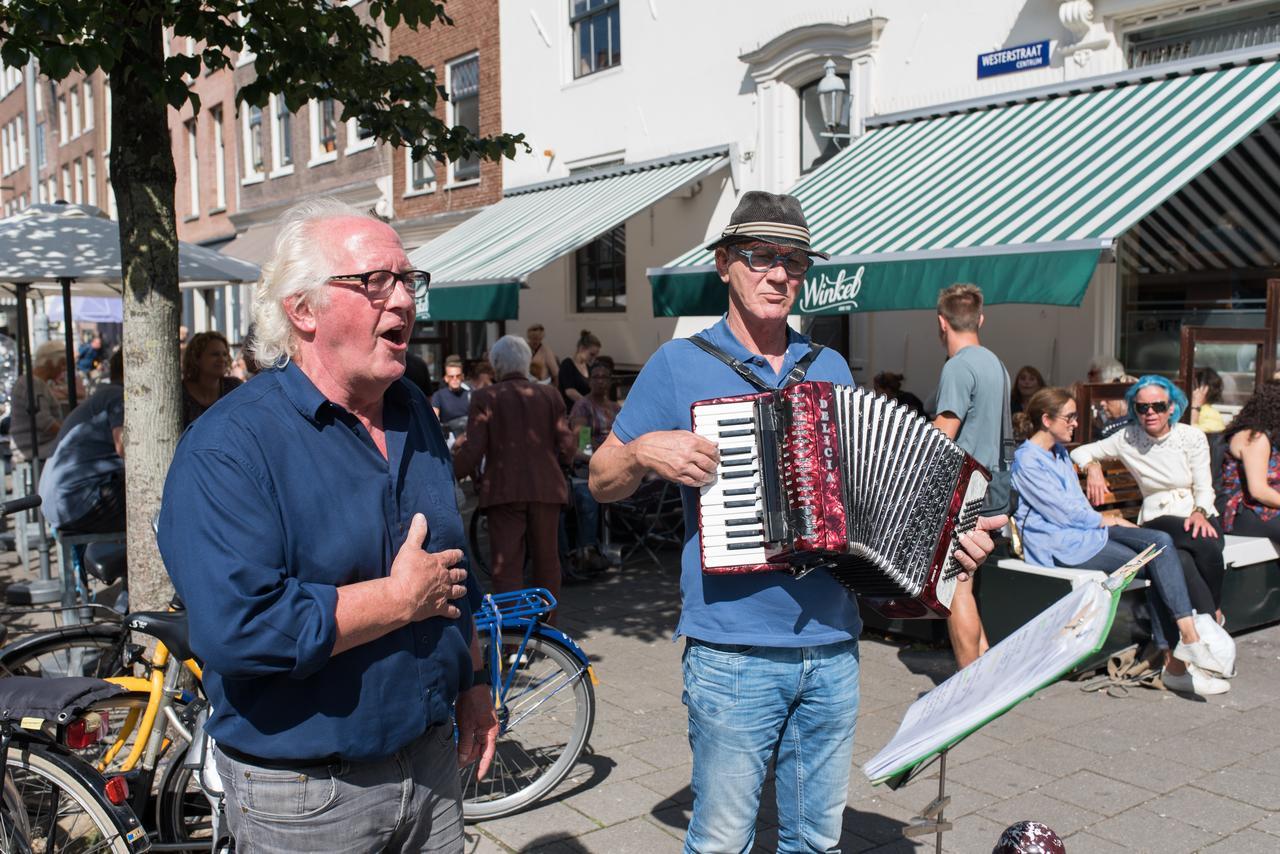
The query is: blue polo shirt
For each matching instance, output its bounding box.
[158,363,481,763]
[612,316,862,647]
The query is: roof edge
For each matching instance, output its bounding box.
[505,144,731,197]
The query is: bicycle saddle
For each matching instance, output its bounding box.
[0,676,125,725]
[84,541,128,584]
[126,611,195,662]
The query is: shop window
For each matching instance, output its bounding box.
[447,55,480,182]
[571,0,620,78]
[576,225,626,312]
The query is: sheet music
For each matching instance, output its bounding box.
[864,548,1158,784]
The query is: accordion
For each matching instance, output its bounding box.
[693,381,990,619]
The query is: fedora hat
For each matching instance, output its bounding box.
[705,191,829,259]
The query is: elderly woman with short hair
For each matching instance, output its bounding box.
[1071,375,1225,626]
[10,340,68,462]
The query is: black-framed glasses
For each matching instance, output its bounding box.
[730,246,812,277]
[1055,411,1080,424]
[327,269,431,302]
[1134,401,1170,415]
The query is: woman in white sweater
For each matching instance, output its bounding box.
[1071,375,1225,625]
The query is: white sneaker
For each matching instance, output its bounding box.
[1173,640,1231,678]
[1163,664,1230,696]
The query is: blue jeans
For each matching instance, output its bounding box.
[682,639,860,853]
[571,477,600,550]
[1056,526,1191,650]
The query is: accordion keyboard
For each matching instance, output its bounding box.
[693,400,769,568]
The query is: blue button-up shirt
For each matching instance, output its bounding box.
[1011,439,1107,567]
[611,316,861,647]
[158,363,480,763]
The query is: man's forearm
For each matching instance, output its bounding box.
[589,442,646,503]
[331,578,411,656]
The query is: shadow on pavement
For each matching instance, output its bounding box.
[894,645,955,688]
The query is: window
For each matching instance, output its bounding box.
[2,125,11,175]
[73,159,84,203]
[798,73,847,175]
[86,155,97,206]
[83,82,94,131]
[211,106,227,208]
[407,147,435,194]
[1127,7,1280,68]
[70,87,81,137]
[103,83,111,148]
[35,122,45,168]
[57,96,68,144]
[571,0,620,78]
[308,98,338,165]
[346,115,376,154]
[60,164,71,201]
[269,94,293,172]
[45,176,56,206]
[16,118,24,168]
[185,118,200,216]
[447,55,480,182]
[243,105,265,180]
[575,225,626,311]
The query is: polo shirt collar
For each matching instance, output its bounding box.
[275,362,411,425]
[704,314,810,381]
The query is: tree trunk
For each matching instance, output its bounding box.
[111,8,181,613]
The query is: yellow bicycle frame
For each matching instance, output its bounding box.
[101,641,202,773]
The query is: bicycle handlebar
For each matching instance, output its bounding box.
[1,494,41,516]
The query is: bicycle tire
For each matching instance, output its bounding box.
[1,777,33,854]
[0,624,128,680]
[4,741,145,853]
[155,744,216,847]
[461,629,595,822]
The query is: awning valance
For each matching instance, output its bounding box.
[407,146,730,321]
[650,58,1280,316]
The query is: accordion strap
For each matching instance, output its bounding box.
[688,335,824,392]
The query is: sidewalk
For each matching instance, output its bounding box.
[469,551,1280,853]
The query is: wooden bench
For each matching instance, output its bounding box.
[1076,458,1142,523]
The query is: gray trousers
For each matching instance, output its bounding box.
[216,723,463,853]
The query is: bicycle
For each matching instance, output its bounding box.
[461,588,597,821]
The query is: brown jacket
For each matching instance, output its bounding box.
[453,373,576,508]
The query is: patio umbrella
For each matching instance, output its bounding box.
[0,201,261,605]
[45,296,123,324]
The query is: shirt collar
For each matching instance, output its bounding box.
[274,362,411,425]
[704,314,810,376]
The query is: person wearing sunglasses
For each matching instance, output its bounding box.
[1012,388,1229,695]
[1072,375,1227,630]
[158,198,497,852]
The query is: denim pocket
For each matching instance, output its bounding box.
[682,641,740,717]
[222,759,343,822]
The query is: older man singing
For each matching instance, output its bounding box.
[159,198,497,852]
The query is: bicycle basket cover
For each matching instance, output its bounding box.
[0,676,126,725]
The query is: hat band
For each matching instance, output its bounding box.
[720,221,812,243]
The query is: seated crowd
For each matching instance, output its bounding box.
[1009,370,1280,697]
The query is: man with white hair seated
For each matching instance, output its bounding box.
[453,335,576,617]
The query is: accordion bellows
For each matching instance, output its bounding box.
[693,381,990,619]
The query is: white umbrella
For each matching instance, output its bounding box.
[0,202,260,288]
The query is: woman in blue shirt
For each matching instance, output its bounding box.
[1011,387,1229,696]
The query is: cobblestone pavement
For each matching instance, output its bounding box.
[468,551,1280,853]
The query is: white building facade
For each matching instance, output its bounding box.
[490,0,1280,397]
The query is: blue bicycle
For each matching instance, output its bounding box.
[461,588,596,821]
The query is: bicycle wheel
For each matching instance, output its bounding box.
[156,744,216,847]
[5,742,143,853]
[0,625,128,680]
[461,629,595,822]
[1,777,34,854]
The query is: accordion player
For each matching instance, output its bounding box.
[693,380,990,619]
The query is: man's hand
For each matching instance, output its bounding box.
[952,514,1006,580]
[631,430,719,487]
[388,513,467,623]
[455,684,499,778]
[1085,463,1108,506]
[1185,511,1219,539]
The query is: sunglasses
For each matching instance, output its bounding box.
[730,246,813,277]
[1134,401,1170,415]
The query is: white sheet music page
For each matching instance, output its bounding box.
[864,548,1158,784]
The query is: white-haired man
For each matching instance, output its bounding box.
[453,335,576,615]
[590,191,1005,851]
[158,198,497,852]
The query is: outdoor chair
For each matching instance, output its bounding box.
[603,477,684,570]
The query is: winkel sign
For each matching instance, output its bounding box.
[798,266,865,314]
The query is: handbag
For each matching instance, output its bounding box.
[981,365,1016,516]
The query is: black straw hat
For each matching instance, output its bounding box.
[705,191,829,259]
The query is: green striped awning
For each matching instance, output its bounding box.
[650,58,1280,316]
[407,147,729,321]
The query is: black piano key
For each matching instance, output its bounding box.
[718,429,753,438]
[720,458,753,467]
[723,487,757,496]
[721,446,752,456]
[724,499,757,508]
[722,470,756,479]
[727,541,766,550]
[725,516,760,526]
[717,417,753,426]
[726,529,764,538]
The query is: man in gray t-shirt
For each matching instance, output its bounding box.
[931,284,1009,671]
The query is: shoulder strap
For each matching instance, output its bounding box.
[688,335,825,392]
[999,364,1015,471]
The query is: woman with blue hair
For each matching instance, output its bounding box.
[1072,375,1227,630]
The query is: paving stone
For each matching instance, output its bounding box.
[1200,828,1280,852]
[843,801,918,846]
[464,829,512,853]
[1143,730,1254,771]
[632,763,695,806]
[561,779,668,827]
[1191,766,1280,811]
[618,732,692,770]
[1144,786,1269,835]
[977,790,1102,837]
[952,755,1055,799]
[563,817,684,853]
[1088,807,1218,853]
[1059,831,1130,852]
[1048,768,1158,816]
[939,813,1014,854]
[995,736,1103,777]
[477,800,599,850]
[1252,810,1280,837]
[1083,748,1203,795]
[648,802,691,839]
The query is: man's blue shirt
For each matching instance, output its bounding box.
[612,316,862,647]
[158,363,481,763]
